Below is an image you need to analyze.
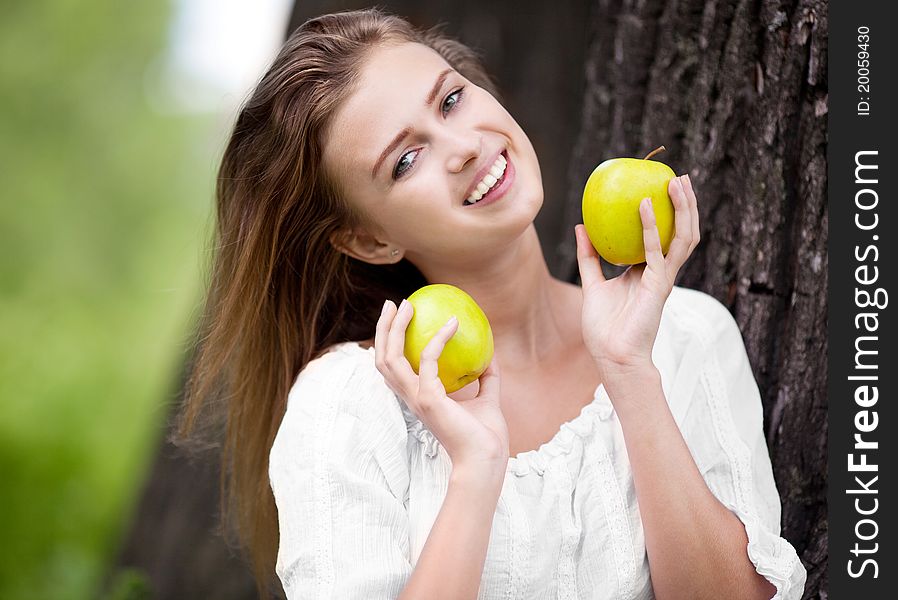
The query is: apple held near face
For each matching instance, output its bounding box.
[404,284,494,393]
[581,146,677,265]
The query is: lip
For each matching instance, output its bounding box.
[463,150,514,208]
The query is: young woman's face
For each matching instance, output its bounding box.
[323,41,543,267]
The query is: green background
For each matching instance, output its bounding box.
[0,1,220,597]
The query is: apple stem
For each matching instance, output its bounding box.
[643,146,666,160]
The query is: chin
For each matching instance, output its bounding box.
[509,196,544,236]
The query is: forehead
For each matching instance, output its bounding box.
[324,42,452,174]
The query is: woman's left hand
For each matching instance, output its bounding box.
[575,174,700,378]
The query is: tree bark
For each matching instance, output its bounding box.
[559,1,828,597]
[111,1,827,598]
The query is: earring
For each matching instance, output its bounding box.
[390,249,400,257]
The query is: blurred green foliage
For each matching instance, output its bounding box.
[0,1,220,597]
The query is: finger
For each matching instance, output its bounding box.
[664,176,692,277]
[418,316,459,393]
[385,299,418,391]
[639,198,664,273]
[683,174,701,253]
[476,355,501,399]
[575,224,606,287]
[374,299,393,371]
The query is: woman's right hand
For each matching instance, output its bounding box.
[375,298,510,475]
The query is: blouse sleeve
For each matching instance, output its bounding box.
[668,289,807,599]
[268,347,412,599]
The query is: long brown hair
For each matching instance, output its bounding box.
[174,7,501,597]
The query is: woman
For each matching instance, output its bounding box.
[178,7,806,600]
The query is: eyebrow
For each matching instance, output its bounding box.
[371,67,456,180]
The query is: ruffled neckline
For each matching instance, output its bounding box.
[505,385,612,476]
[339,341,614,477]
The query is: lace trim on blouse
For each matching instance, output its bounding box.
[398,376,614,477]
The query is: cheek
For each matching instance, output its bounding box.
[391,184,459,231]
[407,164,456,202]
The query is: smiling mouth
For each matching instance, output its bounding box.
[462,150,508,206]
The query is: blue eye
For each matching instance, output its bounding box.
[441,87,464,115]
[393,149,419,179]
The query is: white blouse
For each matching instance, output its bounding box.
[269,286,807,599]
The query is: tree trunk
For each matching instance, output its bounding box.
[111,1,827,598]
[108,357,260,599]
[558,1,828,597]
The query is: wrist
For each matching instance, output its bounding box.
[594,355,657,384]
[450,459,508,492]
[598,362,665,420]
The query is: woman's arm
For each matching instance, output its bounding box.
[376,300,511,598]
[271,345,508,599]
[601,361,776,600]
[574,175,793,598]
[399,462,507,600]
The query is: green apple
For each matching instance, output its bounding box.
[581,146,677,265]
[404,284,494,393]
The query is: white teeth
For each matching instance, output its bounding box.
[465,153,508,204]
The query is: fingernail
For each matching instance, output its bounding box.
[399,299,409,312]
[685,174,692,184]
[447,316,458,326]
[381,300,389,315]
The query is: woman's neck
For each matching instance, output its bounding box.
[413,224,581,374]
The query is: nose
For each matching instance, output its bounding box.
[444,129,482,173]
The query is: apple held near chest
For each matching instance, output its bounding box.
[581,146,676,266]
[404,284,494,393]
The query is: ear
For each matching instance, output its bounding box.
[329,227,403,264]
